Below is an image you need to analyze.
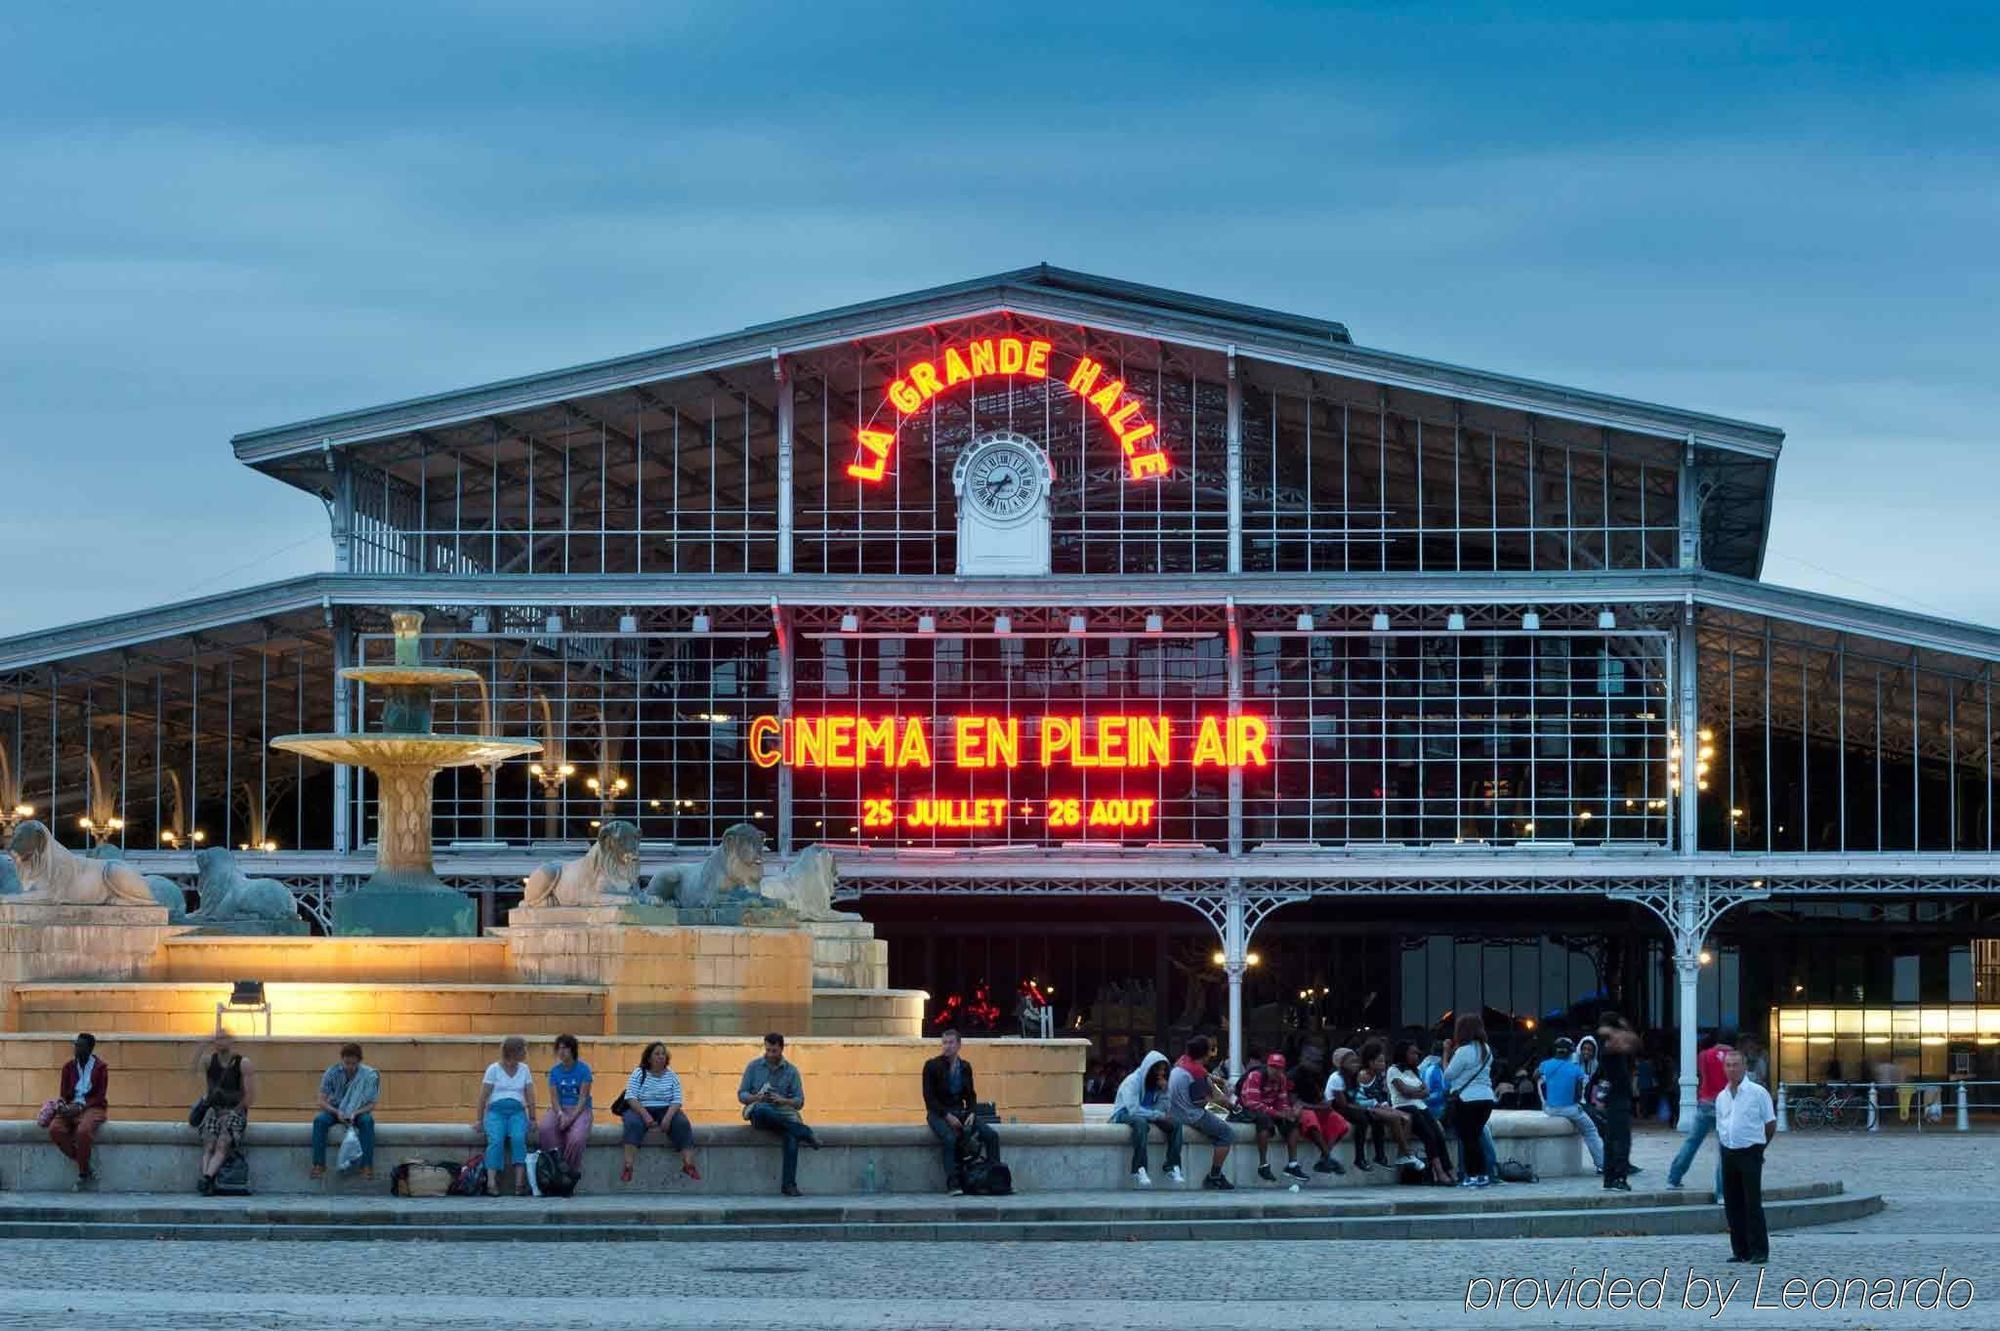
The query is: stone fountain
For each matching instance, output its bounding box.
[273,611,540,936]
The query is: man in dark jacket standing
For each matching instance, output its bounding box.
[49,1032,109,1189]
[923,1028,1000,1195]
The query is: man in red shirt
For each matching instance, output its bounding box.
[48,1033,109,1190]
[1667,1029,1733,1201]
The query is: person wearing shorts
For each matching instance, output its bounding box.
[1239,1052,1315,1184]
[1167,1035,1235,1190]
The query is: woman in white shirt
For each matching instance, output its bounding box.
[619,1041,700,1184]
[476,1036,538,1196]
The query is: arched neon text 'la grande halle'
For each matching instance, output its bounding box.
[847,336,1170,484]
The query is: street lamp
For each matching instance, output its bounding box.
[1,803,34,838]
[77,815,124,847]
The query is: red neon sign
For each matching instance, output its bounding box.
[747,713,1269,771]
[846,335,1170,485]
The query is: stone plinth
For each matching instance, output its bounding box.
[0,901,185,1031]
[12,981,608,1038]
[153,935,513,984]
[332,886,475,938]
[0,1033,1088,1125]
[808,988,927,1037]
[184,918,313,937]
[504,902,680,929]
[499,922,814,1036]
[804,919,890,989]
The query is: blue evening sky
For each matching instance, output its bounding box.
[1,3,1994,636]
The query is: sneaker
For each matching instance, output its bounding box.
[1627,1165,1644,1175]
[781,1183,802,1197]
[1284,1162,1310,1182]
[1395,1154,1421,1168]
[1257,1164,1277,1183]
[1312,1158,1336,1174]
[1469,1175,1493,1188]
[71,1175,93,1193]
[1132,1167,1152,1188]
[948,1185,965,1197]
[1166,1166,1186,1185]
[1352,1156,1373,1172]
[1604,1179,1632,1192]
[1202,1172,1235,1191]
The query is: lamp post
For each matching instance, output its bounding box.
[77,814,124,848]
[528,762,574,841]
[0,802,34,840]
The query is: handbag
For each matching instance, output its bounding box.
[187,1096,208,1129]
[609,1093,631,1117]
[36,1099,61,1129]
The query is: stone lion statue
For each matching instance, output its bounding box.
[648,822,777,908]
[187,847,300,925]
[762,844,853,920]
[9,821,163,907]
[522,820,644,908]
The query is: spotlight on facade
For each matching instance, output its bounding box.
[618,614,639,634]
[1370,612,1391,634]
[1521,612,1541,632]
[692,612,712,634]
[545,613,564,634]
[840,612,860,634]
[917,614,936,634]
[1145,613,1164,634]
[1447,612,1467,632]
[993,614,1012,635]
[1598,609,1617,630]
[1067,614,1088,636]
[469,613,491,634]
[1296,612,1315,632]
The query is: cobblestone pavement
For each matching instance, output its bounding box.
[2,1128,1991,1330]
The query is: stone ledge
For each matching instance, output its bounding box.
[0,1111,1586,1196]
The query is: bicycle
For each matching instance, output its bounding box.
[1789,1084,1866,1130]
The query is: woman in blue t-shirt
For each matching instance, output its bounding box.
[537,1033,594,1174]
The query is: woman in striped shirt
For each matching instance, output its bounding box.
[619,1041,700,1184]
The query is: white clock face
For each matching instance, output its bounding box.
[966,440,1045,520]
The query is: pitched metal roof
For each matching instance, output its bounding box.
[229,264,1784,466]
[7,568,1997,675]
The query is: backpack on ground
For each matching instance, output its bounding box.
[210,1149,252,1196]
[955,1131,1013,1196]
[447,1155,488,1196]
[1496,1158,1538,1184]
[530,1150,578,1198]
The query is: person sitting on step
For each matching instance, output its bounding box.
[1388,1041,1456,1185]
[1238,1052,1315,1184]
[1166,1035,1236,1190]
[48,1032,109,1191]
[1356,1041,1423,1170]
[1286,1046,1350,1177]
[739,1032,820,1197]
[1109,1051,1182,1186]
[619,1041,700,1184]
[309,1042,379,1181]
[922,1027,1001,1196]
[193,1026,255,1195]
[475,1036,538,1196]
[538,1034,595,1178]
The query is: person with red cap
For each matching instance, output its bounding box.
[1239,1051,1313,1184]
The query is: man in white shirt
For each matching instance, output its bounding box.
[1714,1049,1776,1264]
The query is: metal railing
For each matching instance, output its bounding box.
[1776,1080,2000,1133]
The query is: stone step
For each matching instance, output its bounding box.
[0,1183,1880,1244]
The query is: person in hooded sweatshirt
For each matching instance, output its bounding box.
[1108,1050,1182,1186]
